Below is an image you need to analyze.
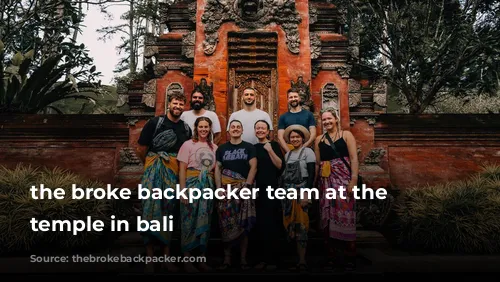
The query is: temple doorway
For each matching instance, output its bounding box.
[227,32,279,136]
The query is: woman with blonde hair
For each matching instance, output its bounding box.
[177,116,218,273]
[314,107,358,271]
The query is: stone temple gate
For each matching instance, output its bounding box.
[118,0,387,142]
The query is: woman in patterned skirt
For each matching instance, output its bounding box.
[314,107,358,271]
[178,117,218,273]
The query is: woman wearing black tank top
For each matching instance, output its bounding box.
[313,108,359,271]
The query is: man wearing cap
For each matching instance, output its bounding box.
[277,88,317,152]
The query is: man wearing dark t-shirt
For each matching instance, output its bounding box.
[135,92,191,273]
[277,89,317,153]
[214,120,257,271]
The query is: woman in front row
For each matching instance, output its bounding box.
[177,116,218,273]
[281,125,317,271]
[314,108,358,271]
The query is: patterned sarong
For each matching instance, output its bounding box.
[216,169,256,242]
[181,168,214,253]
[281,180,309,246]
[140,151,179,245]
[319,158,356,241]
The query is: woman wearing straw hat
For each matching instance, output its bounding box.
[314,107,358,271]
[281,124,317,271]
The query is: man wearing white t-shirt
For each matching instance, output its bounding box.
[227,87,273,144]
[180,90,222,144]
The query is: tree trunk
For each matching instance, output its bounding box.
[129,0,136,73]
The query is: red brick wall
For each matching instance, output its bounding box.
[0,114,129,185]
[351,114,500,190]
[155,70,194,116]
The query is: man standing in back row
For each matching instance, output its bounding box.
[277,88,317,153]
[227,87,274,145]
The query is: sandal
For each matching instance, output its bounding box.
[217,263,231,271]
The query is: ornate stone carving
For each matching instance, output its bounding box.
[321,83,339,110]
[290,76,314,111]
[349,93,362,107]
[356,193,394,229]
[201,0,302,55]
[365,116,377,125]
[182,31,196,59]
[235,72,272,88]
[188,1,197,24]
[309,5,318,25]
[310,32,322,60]
[119,147,142,167]
[364,148,386,165]
[193,78,216,111]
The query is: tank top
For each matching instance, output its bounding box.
[319,131,350,161]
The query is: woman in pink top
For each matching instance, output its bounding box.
[177,116,218,273]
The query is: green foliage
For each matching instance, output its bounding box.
[392,163,500,254]
[344,0,500,113]
[0,43,103,113]
[0,164,118,255]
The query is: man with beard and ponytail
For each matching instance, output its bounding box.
[136,92,192,273]
[277,88,317,153]
[181,89,222,144]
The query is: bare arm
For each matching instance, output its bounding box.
[304,126,317,148]
[215,161,222,189]
[277,129,290,153]
[264,143,282,170]
[246,157,257,185]
[313,135,321,187]
[344,130,359,186]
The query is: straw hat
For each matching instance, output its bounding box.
[283,125,311,144]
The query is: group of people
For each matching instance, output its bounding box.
[135,86,359,273]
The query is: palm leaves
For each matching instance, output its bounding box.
[0,40,100,114]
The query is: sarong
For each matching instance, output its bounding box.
[319,158,356,241]
[140,151,179,245]
[281,180,309,246]
[216,169,256,242]
[181,168,214,253]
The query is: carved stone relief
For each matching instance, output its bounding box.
[182,31,196,59]
[364,148,386,165]
[201,0,302,55]
[310,32,322,60]
[321,82,339,110]
[142,79,157,108]
[309,5,318,25]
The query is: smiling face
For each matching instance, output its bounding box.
[289,130,304,149]
[321,111,337,131]
[254,121,269,140]
[288,91,300,108]
[229,120,243,138]
[169,98,185,118]
[197,120,210,140]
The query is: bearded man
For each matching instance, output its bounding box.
[180,89,222,144]
[136,92,192,272]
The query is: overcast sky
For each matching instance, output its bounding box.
[79,4,129,85]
